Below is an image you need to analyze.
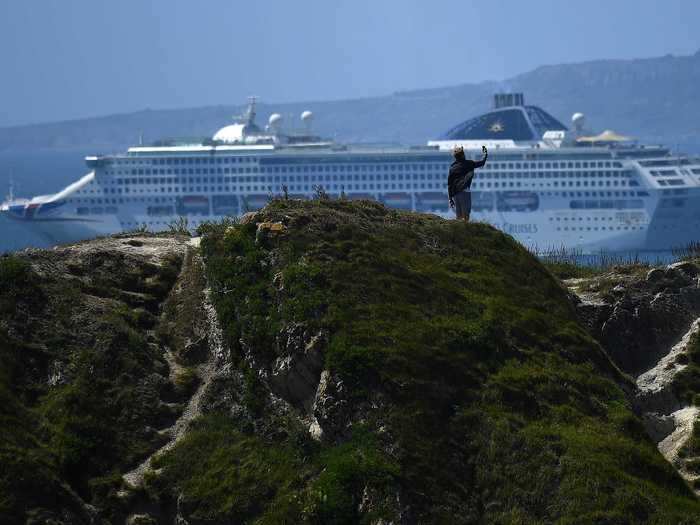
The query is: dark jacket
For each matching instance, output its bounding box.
[447,155,487,198]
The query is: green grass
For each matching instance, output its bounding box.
[308,427,399,524]
[537,246,657,281]
[540,260,600,280]
[173,366,200,397]
[0,242,186,521]
[3,202,699,522]
[672,241,700,262]
[146,414,313,523]
[0,330,69,520]
[181,199,700,523]
[36,307,174,501]
[0,255,43,314]
[146,414,400,524]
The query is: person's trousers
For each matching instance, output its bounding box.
[454,190,471,219]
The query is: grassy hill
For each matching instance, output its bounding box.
[166,199,698,523]
[1,201,700,523]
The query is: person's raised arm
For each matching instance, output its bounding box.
[473,145,488,168]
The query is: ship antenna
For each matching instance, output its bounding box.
[245,96,258,125]
[233,96,259,125]
[7,174,14,202]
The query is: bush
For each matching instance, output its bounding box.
[0,255,40,313]
[173,367,199,397]
[309,428,399,524]
[168,215,191,236]
[148,415,308,523]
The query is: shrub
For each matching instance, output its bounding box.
[167,216,191,236]
[0,255,40,313]
[148,415,308,523]
[174,367,199,397]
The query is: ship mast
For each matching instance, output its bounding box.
[243,96,258,125]
[233,96,259,125]
[6,174,14,202]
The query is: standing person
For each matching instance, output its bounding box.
[448,145,488,222]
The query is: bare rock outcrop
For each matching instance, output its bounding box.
[311,370,350,441]
[269,324,325,410]
[567,261,700,493]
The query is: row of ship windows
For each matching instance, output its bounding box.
[639,159,696,167]
[570,200,644,210]
[476,179,632,188]
[90,175,639,193]
[92,178,631,193]
[649,169,700,178]
[87,182,432,195]
[656,179,685,186]
[78,178,633,198]
[87,183,429,195]
[67,190,646,207]
[118,157,256,165]
[555,224,692,231]
[103,166,630,178]
[474,161,621,170]
[116,157,624,170]
[105,172,429,182]
[555,226,645,232]
[650,169,681,176]
[551,217,623,222]
[476,171,632,179]
[650,168,700,176]
[101,170,632,182]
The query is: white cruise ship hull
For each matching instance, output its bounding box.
[4,187,698,254]
[4,94,700,254]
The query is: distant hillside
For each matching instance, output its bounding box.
[1,50,700,152]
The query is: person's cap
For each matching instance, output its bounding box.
[452,145,464,156]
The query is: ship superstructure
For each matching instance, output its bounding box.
[3,94,700,252]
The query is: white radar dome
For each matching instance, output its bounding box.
[269,113,283,126]
[301,110,314,122]
[572,112,586,131]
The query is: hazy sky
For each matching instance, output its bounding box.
[1,0,699,126]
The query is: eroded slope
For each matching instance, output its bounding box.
[0,234,207,523]
[146,199,700,523]
[567,262,700,496]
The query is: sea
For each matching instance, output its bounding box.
[0,147,693,266]
[0,148,97,253]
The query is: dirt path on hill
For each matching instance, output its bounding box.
[123,238,223,490]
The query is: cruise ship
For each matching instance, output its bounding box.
[3,93,700,252]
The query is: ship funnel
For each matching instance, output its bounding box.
[493,93,524,109]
